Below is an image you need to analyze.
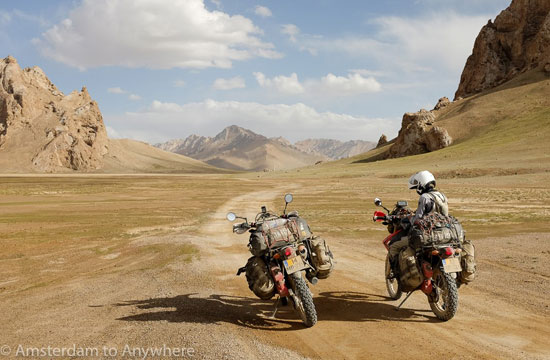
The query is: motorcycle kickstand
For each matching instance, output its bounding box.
[395,291,413,311]
[270,296,281,319]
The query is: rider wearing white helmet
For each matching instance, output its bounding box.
[388,170,448,262]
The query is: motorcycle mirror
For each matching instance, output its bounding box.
[226,212,236,222]
[284,193,293,204]
[374,198,382,207]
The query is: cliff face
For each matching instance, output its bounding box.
[0,56,108,172]
[455,0,550,99]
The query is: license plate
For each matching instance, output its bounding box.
[442,256,462,273]
[283,256,307,274]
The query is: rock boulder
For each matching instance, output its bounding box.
[388,109,452,158]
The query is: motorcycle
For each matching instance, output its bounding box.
[373,197,462,321]
[226,194,328,327]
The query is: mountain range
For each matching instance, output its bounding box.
[155,126,376,171]
[0,56,223,174]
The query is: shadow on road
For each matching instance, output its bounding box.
[114,291,438,330]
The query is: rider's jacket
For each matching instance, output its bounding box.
[412,190,448,224]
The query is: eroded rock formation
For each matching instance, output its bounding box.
[0,56,108,172]
[455,0,550,99]
[388,109,452,158]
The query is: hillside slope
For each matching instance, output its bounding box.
[102,139,230,174]
[281,70,550,178]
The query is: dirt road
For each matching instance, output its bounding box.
[1,188,549,359]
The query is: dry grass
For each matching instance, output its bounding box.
[0,175,260,293]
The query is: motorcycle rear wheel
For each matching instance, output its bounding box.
[290,272,317,327]
[429,271,459,321]
[385,254,402,300]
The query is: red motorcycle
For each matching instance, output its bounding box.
[227,194,320,327]
[373,197,462,321]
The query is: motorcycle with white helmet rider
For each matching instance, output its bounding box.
[388,170,448,264]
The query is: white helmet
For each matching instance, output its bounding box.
[408,170,436,194]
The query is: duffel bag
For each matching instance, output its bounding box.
[287,216,313,240]
[409,213,464,249]
[261,219,294,248]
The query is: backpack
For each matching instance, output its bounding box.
[427,191,449,216]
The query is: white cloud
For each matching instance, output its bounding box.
[212,76,246,90]
[210,0,222,10]
[349,69,389,78]
[107,87,126,94]
[372,12,489,72]
[254,72,381,96]
[292,12,491,76]
[254,72,304,94]
[108,87,141,100]
[318,73,381,94]
[0,11,12,26]
[106,126,122,139]
[35,0,282,70]
[106,100,397,144]
[281,24,300,43]
[173,80,186,88]
[255,6,272,17]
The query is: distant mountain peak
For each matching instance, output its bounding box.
[155,125,376,171]
[213,125,264,142]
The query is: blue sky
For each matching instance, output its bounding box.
[0,0,511,143]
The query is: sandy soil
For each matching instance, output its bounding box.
[0,188,549,360]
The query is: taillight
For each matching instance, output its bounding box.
[284,247,292,257]
[445,247,454,257]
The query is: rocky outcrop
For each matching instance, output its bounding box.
[376,134,388,148]
[388,109,452,158]
[455,0,550,99]
[0,56,108,172]
[433,97,450,111]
